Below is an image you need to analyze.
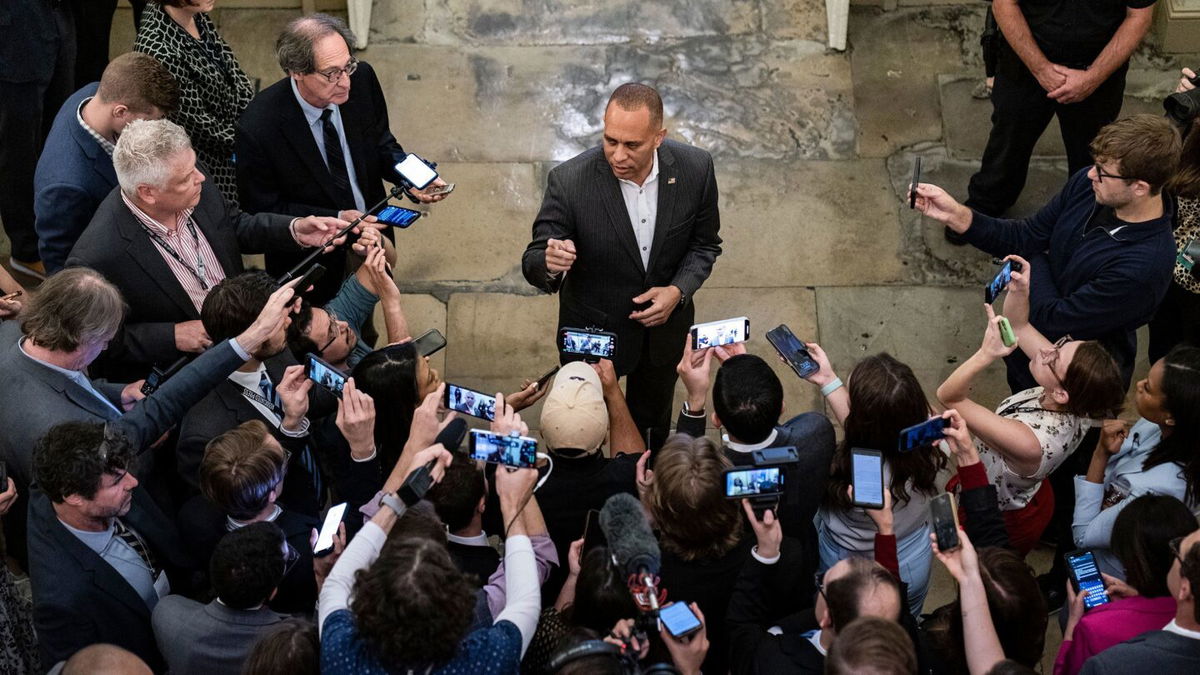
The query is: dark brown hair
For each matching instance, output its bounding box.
[1060,341,1125,419]
[200,421,285,520]
[1167,118,1200,198]
[825,558,902,631]
[97,52,180,115]
[643,434,740,561]
[826,353,946,509]
[607,83,664,128]
[242,618,318,675]
[1112,495,1198,597]
[825,616,916,675]
[1091,114,1182,195]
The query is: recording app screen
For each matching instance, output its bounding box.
[447,384,496,420]
[1068,553,1110,609]
[471,431,536,467]
[564,331,614,357]
[852,453,883,505]
[725,468,782,497]
[695,319,746,348]
[308,356,346,395]
[660,602,701,635]
[377,206,419,227]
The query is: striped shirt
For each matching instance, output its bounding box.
[120,192,226,312]
[76,97,116,156]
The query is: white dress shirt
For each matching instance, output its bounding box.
[617,150,659,269]
[290,78,366,212]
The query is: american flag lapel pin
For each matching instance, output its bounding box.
[667,177,676,185]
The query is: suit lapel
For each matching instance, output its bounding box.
[71,118,118,187]
[279,93,349,207]
[646,144,678,274]
[15,346,121,420]
[190,183,241,276]
[594,155,646,275]
[115,207,200,318]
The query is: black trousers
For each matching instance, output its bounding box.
[966,43,1128,216]
[0,11,76,263]
[71,0,117,87]
[1148,280,1200,363]
[624,330,680,451]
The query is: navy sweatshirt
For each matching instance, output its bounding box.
[962,168,1176,390]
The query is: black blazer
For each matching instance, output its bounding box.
[235,62,406,302]
[65,180,300,381]
[27,487,195,672]
[521,139,722,374]
[0,1,74,86]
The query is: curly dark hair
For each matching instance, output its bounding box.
[350,536,476,669]
[825,353,947,509]
[427,453,486,533]
[286,299,321,361]
[200,271,278,343]
[211,521,286,609]
[33,422,134,502]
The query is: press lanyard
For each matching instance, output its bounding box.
[237,384,284,421]
[142,216,208,290]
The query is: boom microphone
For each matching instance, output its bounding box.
[436,418,468,453]
[600,493,665,617]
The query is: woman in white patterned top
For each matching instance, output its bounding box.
[938,255,1126,555]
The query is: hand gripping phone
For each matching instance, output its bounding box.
[930,493,960,552]
[394,154,438,190]
[765,324,819,379]
[1065,549,1111,610]
[984,259,1022,304]
[313,502,348,557]
[659,602,703,639]
[722,466,785,500]
[898,416,948,452]
[444,383,497,421]
[690,317,749,350]
[305,353,347,399]
[909,156,922,209]
[468,429,538,469]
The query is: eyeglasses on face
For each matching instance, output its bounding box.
[313,57,358,83]
[1045,334,1072,387]
[317,308,342,353]
[1092,162,1129,183]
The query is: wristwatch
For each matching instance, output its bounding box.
[378,492,407,518]
[682,400,705,417]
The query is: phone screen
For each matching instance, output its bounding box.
[314,502,348,555]
[561,330,616,358]
[376,205,421,228]
[395,154,438,189]
[766,325,819,379]
[724,467,783,498]
[898,417,948,452]
[659,602,702,638]
[445,383,496,420]
[691,317,749,350]
[469,429,537,468]
[930,493,960,551]
[306,353,347,398]
[413,329,447,357]
[1066,551,1111,609]
[985,261,1014,304]
[851,449,884,508]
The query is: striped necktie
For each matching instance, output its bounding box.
[114,518,159,575]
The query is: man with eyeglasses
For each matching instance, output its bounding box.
[915,114,1181,394]
[235,13,450,305]
[1080,530,1200,672]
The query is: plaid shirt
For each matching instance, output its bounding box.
[76,97,116,156]
[120,192,226,312]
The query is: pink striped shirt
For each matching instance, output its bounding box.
[120,192,226,313]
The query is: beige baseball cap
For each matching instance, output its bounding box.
[540,361,609,453]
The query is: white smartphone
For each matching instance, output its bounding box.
[394,154,438,190]
[313,502,348,557]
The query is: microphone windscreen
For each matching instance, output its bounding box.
[436,418,468,453]
[599,493,660,577]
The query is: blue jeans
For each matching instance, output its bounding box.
[816,520,933,617]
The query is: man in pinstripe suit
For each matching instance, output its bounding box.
[522,83,722,449]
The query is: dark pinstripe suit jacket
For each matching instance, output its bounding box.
[522,139,722,374]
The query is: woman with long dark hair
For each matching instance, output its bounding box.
[1071,344,1200,577]
[351,342,441,471]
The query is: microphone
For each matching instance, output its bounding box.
[436,418,468,453]
[399,418,468,506]
[600,493,664,615]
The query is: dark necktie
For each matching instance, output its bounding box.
[319,108,354,205]
[114,518,159,576]
[259,371,324,500]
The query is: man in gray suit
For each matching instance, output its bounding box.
[522,83,722,449]
[152,522,288,675]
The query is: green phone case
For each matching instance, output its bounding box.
[997,316,1017,347]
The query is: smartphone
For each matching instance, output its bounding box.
[444,383,497,421]
[582,508,607,553]
[930,493,960,552]
[313,502,348,557]
[984,260,1022,304]
[394,154,438,190]
[909,156,922,209]
[1065,549,1111,610]
[997,316,1017,347]
[422,182,455,196]
[534,365,561,391]
[850,448,885,509]
[468,429,538,469]
[723,466,784,499]
[305,352,347,399]
[659,601,703,639]
[376,205,422,228]
[0,290,22,302]
[559,327,617,361]
[898,416,948,452]
[294,263,326,295]
[765,324,820,379]
[690,316,749,350]
[413,328,447,357]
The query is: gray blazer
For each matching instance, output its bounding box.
[152,596,286,675]
[521,139,722,374]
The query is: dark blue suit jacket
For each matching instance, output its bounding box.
[34,82,118,273]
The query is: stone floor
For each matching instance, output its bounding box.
[4,2,1198,667]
